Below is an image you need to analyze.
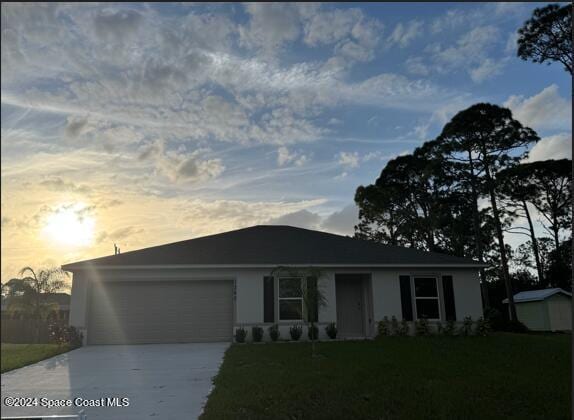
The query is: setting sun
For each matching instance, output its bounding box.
[42,203,95,247]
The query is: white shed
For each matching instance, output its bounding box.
[503,288,572,331]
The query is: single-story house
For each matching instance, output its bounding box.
[503,288,572,331]
[62,225,485,345]
[1,293,71,321]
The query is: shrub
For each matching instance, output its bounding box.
[475,317,491,336]
[377,316,391,337]
[290,324,303,341]
[436,321,444,335]
[484,307,529,333]
[268,324,280,341]
[390,316,400,335]
[235,327,247,343]
[325,322,337,339]
[459,316,474,336]
[415,317,430,336]
[49,324,83,348]
[397,319,410,336]
[307,324,318,340]
[443,320,456,336]
[252,326,264,342]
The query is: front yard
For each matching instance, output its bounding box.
[201,333,571,419]
[1,343,72,373]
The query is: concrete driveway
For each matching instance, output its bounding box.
[1,342,229,419]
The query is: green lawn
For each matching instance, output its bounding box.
[201,333,571,419]
[1,343,72,373]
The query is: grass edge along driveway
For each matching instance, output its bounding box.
[201,333,571,420]
[1,343,72,373]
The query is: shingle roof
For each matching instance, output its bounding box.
[62,225,483,270]
[503,288,572,304]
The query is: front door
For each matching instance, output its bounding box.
[336,275,365,337]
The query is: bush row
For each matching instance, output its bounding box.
[377,316,492,337]
[48,324,83,347]
[235,322,338,343]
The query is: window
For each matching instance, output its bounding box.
[279,277,303,321]
[413,277,440,320]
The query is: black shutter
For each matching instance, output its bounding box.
[442,275,456,321]
[306,276,318,322]
[263,276,274,323]
[399,275,413,321]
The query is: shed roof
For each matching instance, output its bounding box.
[62,225,483,270]
[503,288,572,304]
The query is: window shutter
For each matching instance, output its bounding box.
[399,275,413,321]
[442,275,456,321]
[263,276,274,323]
[306,276,318,322]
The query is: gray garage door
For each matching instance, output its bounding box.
[88,280,233,345]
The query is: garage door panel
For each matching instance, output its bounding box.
[88,280,233,345]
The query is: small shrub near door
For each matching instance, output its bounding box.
[268,324,280,341]
[289,324,303,341]
[325,322,337,339]
[307,324,318,340]
[252,326,264,342]
[235,327,247,343]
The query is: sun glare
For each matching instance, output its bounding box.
[43,203,95,247]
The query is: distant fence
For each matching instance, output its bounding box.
[1,319,67,344]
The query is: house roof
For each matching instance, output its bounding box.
[61,225,484,271]
[502,288,572,304]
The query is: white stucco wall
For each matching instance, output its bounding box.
[68,265,483,342]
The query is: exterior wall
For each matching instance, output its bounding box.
[547,295,572,331]
[516,301,549,331]
[68,266,483,343]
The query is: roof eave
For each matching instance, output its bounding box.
[62,262,487,271]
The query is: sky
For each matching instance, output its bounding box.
[1,2,571,284]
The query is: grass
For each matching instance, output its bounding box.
[201,333,571,420]
[1,343,72,373]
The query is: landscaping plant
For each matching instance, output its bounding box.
[397,319,410,336]
[443,320,456,336]
[414,317,430,336]
[290,324,303,341]
[268,324,280,342]
[252,326,264,342]
[307,324,318,340]
[390,315,400,335]
[475,317,491,336]
[459,316,474,336]
[377,316,391,336]
[235,327,247,343]
[325,322,337,339]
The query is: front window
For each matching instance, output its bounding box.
[413,277,440,320]
[279,277,303,321]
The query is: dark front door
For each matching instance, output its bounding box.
[336,275,365,337]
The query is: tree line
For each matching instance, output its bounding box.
[354,4,572,321]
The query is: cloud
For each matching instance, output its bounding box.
[387,20,423,48]
[267,209,322,229]
[277,147,309,167]
[138,140,225,183]
[504,84,572,131]
[320,204,359,236]
[527,133,572,162]
[405,57,429,76]
[92,9,143,43]
[97,226,144,244]
[64,116,90,138]
[338,151,360,168]
[39,177,92,194]
[303,7,383,63]
[469,58,507,83]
